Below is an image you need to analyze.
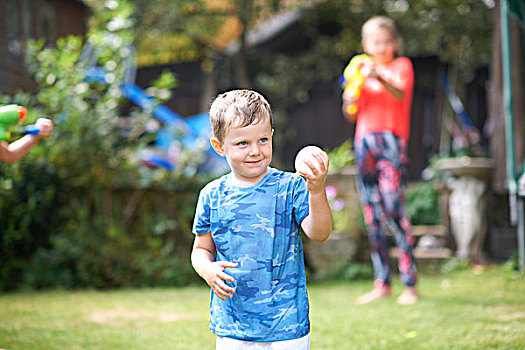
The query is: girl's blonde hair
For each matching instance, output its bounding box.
[362,16,403,54]
[209,89,273,143]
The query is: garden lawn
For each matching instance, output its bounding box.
[0,264,524,350]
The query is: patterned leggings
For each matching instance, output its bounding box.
[355,132,417,287]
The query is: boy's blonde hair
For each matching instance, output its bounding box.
[209,89,273,143]
[362,16,403,54]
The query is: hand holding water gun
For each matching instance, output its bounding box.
[0,104,49,141]
[340,54,371,121]
[0,105,53,163]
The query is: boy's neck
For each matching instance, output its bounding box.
[229,167,271,187]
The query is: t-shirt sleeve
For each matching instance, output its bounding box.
[292,176,310,225]
[192,186,211,235]
[391,57,414,92]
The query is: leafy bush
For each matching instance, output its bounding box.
[405,181,441,226]
[0,0,212,290]
[324,262,373,281]
[326,140,355,174]
[0,161,63,290]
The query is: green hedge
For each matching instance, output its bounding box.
[406,181,441,226]
[0,1,213,291]
[0,159,208,291]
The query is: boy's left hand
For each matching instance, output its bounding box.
[295,146,329,193]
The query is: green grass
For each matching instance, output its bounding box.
[1,265,524,350]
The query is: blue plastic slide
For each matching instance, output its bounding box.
[84,64,225,171]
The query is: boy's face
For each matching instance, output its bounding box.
[211,117,273,186]
[362,27,398,65]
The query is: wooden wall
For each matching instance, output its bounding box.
[488,0,525,194]
[0,0,88,95]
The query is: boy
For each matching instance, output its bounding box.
[191,89,332,349]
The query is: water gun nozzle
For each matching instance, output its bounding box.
[17,106,28,124]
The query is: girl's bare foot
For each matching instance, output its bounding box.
[396,287,419,305]
[356,286,392,304]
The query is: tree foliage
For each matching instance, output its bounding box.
[130,0,493,83]
[127,0,494,122]
[255,0,493,102]
[0,0,209,290]
[130,0,306,86]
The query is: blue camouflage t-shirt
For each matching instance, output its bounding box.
[192,168,310,342]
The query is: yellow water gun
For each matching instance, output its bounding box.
[340,54,371,116]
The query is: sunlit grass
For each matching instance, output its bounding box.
[1,265,524,350]
[309,265,525,349]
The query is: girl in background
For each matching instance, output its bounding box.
[342,16,418,304]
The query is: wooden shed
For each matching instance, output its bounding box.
[0,0,89,95]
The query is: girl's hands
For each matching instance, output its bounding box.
[202,261,238,301]
[361,64,405,100]
[342,90,358,121]
[342,90,358,105]
[360,64,378,79]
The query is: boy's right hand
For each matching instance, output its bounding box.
[203,261,238,301]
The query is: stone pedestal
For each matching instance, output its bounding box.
[437,157,494,260]
[304,166,362,280]
[304,232,358,280]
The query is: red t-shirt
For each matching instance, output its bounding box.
[355,57,414,142]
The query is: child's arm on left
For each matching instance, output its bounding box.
[0,118,53,163]
[298,151,333,242]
